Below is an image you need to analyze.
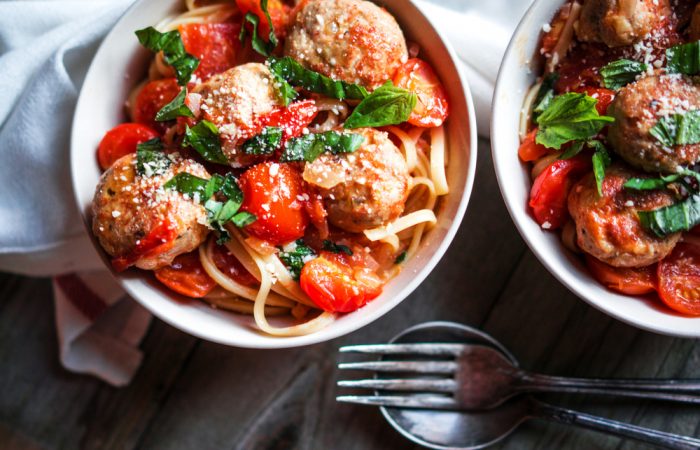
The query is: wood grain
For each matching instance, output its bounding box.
[0,139,699,449]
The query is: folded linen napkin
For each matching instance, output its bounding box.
[0,0,531,386]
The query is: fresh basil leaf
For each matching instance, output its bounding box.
[164,173,223,203]
[135,27,199,86]
[183,120,228,165]
[135,142,171,177]
[239,0,277,57]
[650,110,700,147]
[232,211,257,228]
[599,59,647,90]
[280,131,365,162]
[532,72,559,123]
[204,200,231,244]
[242,126,284,155]
[559,141,585,159]
[344,81,416,129]
[666,41,700,75]
[279,240,316,280]
[155,87,194,122]
[590,141,611,196]
[394,251,407,265]
[535,93,615,149]
[624,169,700,190]
[219,173,243,204]
[268,57,368,101]
[322,240,353,256]
[638,194,700,237]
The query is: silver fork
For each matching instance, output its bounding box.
[336,343,700,410]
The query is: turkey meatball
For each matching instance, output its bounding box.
[193,63,282,167]
[575,0,669,47]
[568,164,680,268]
[92,153,211,271]
[284,0,408,90]
[303,128,409,232]
[691,3,700,41]
[607,74,700,173]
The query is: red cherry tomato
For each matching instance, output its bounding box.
[393,58,449,127]
[300,252,383,313]
[518,129,551,162]
[112,219,177,272]
[179,22,241,81]
[97,123,159,170]
[235,0,289,39]
[577,87,615,115]
[238,162,309,245]
[154,251,217,298]
[133,78,181,132]
[211,243,259,287]
[658,243,700,316]
[585,255,657,295]
[255,100,318,141]
[529,154,591,230]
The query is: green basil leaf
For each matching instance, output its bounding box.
[638,195,700,237]
[322,240,353,256]
[219,173,243,204]
[624,169,700,190]
[280,131,365,162]
[535,93,615,149]
[532,72,559,123]
[599,59,648,90]
[344,81,416,129]
[232,211,257,228]
[650,110,700,146]
[183,120,228,165]
[394,251,407,265]
[666,41,700,75]
[239,0,277,57]
[590,141,611,197]
[242,126,284,155]
[164,173,224,203]
[155,87,194,122]
[559,140,585,159]
[135,27,199,86]
[268,56,368,101]
[278,240,316,280]
[135,139,170,177]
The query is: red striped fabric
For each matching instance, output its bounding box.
[55,274,109,321]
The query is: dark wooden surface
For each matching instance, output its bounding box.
[1,139,699,450]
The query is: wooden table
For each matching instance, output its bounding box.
[1,139,699,450]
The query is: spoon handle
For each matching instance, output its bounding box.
[533,401,700,450]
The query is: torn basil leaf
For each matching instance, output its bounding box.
[242,126,284,155]
[182,120,228,165]
[590,140,611,197]
[268,57,368,101]
[394,251,407,264]
[279,240,316,280]
[136,138,163,153]
[532,72,559,123]
[163,173,223,203]
[599,59,647,90]
[638,195,700,237]
[666,41,700,75]
[344,81,416,129]
[136,139,170,177]
[650,110,700,147]
[322,240,353,256]
[135,27,199,86]
[535,93,615,149]
[155,87,194,122]
[624,169,700,190]
[239,0,277,57]
[280,131,364,162]
[559,141,585,160]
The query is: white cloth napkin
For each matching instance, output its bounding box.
[0,0,531,386]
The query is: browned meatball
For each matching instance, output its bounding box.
[92,153,210,270]
[303,128,409,232]
[568,164,680,268]
[607,74,700,173]
[193,63,282,167]
[284,0,408,90]
[575,0,669,47]
[691,3,700,41]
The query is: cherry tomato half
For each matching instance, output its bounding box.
[235,0,289,40]
[211,243,259,287]
[97,123,159,170]
[658,243,700,316]
[239,162,309,245]
[256,100,318,141]
[585,255,657,295]
[577,87,615,115]
[154,251,217,298]
[518,129,551,162]
[179,22,241,81]
[300,252,383,313]
[393,58,449,127]
[112,218,177,272]
[529,154,591,230]
[133,78,181,132]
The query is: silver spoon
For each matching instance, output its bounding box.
[338,321,700,450]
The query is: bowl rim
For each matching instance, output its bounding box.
[491,0,700,338]
[69,0,478,348]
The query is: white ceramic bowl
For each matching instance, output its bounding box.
[71,0,477,348]
[492,0,700,337]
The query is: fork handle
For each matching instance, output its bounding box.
[521,373,700,395]
[533,401,700,450]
